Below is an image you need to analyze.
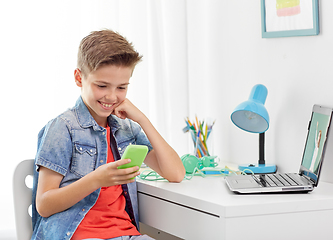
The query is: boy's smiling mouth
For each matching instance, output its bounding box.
[99,101,115,109]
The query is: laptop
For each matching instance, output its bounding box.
[225,104,333,194]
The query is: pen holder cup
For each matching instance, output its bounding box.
[190,129,213,158]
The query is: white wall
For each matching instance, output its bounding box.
[2,0,333,237]
[187,0,333,175]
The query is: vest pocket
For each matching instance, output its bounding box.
[71,143,97,177]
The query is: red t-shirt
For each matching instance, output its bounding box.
[72,126,140,239]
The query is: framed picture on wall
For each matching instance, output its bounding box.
[261,0,319,38]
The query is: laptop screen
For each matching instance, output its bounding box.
[300,109,332,185]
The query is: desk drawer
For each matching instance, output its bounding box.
[138,192,224,239]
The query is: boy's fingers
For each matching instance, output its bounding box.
[112,159,139,173]
[112,102,125,118]
[114,158,131,167]
[113,109,126,119]
[122,166,140,174]
[119,169,140,178]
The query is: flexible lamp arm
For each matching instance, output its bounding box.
[259,132,265,165]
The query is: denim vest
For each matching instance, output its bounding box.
[31,97,152,240]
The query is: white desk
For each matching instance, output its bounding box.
[137,176,333,240]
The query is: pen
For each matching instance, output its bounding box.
[184,117,215,157]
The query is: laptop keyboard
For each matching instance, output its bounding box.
[252,173,305,187]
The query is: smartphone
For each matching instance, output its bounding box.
[117,145,149,169]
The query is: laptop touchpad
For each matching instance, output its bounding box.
[232,178,260,187]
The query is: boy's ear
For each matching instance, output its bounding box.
[74,68,83,87]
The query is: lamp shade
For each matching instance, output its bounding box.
[231,84,269,133]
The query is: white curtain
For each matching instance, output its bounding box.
[115,0,190,155]
[0,0,192,235]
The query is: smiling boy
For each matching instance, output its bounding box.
[75,64,131,128]
[31,29,185,240]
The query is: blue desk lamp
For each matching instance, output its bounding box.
[230,84,277,174]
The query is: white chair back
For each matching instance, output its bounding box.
[13,159,34,240]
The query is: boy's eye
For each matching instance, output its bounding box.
[118,86,127,90]
[97,85,107,88]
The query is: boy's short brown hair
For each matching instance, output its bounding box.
[77,29,142,77]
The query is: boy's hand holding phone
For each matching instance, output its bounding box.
[117,145,148,169]
[93,145,148,187]
[118,145,148,179]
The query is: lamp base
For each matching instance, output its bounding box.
[238,163,277,174]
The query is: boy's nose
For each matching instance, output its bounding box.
[105,91,117,101]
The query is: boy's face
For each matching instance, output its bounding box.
[74,65,133,127]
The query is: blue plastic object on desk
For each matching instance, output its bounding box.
[181,154,218,174]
